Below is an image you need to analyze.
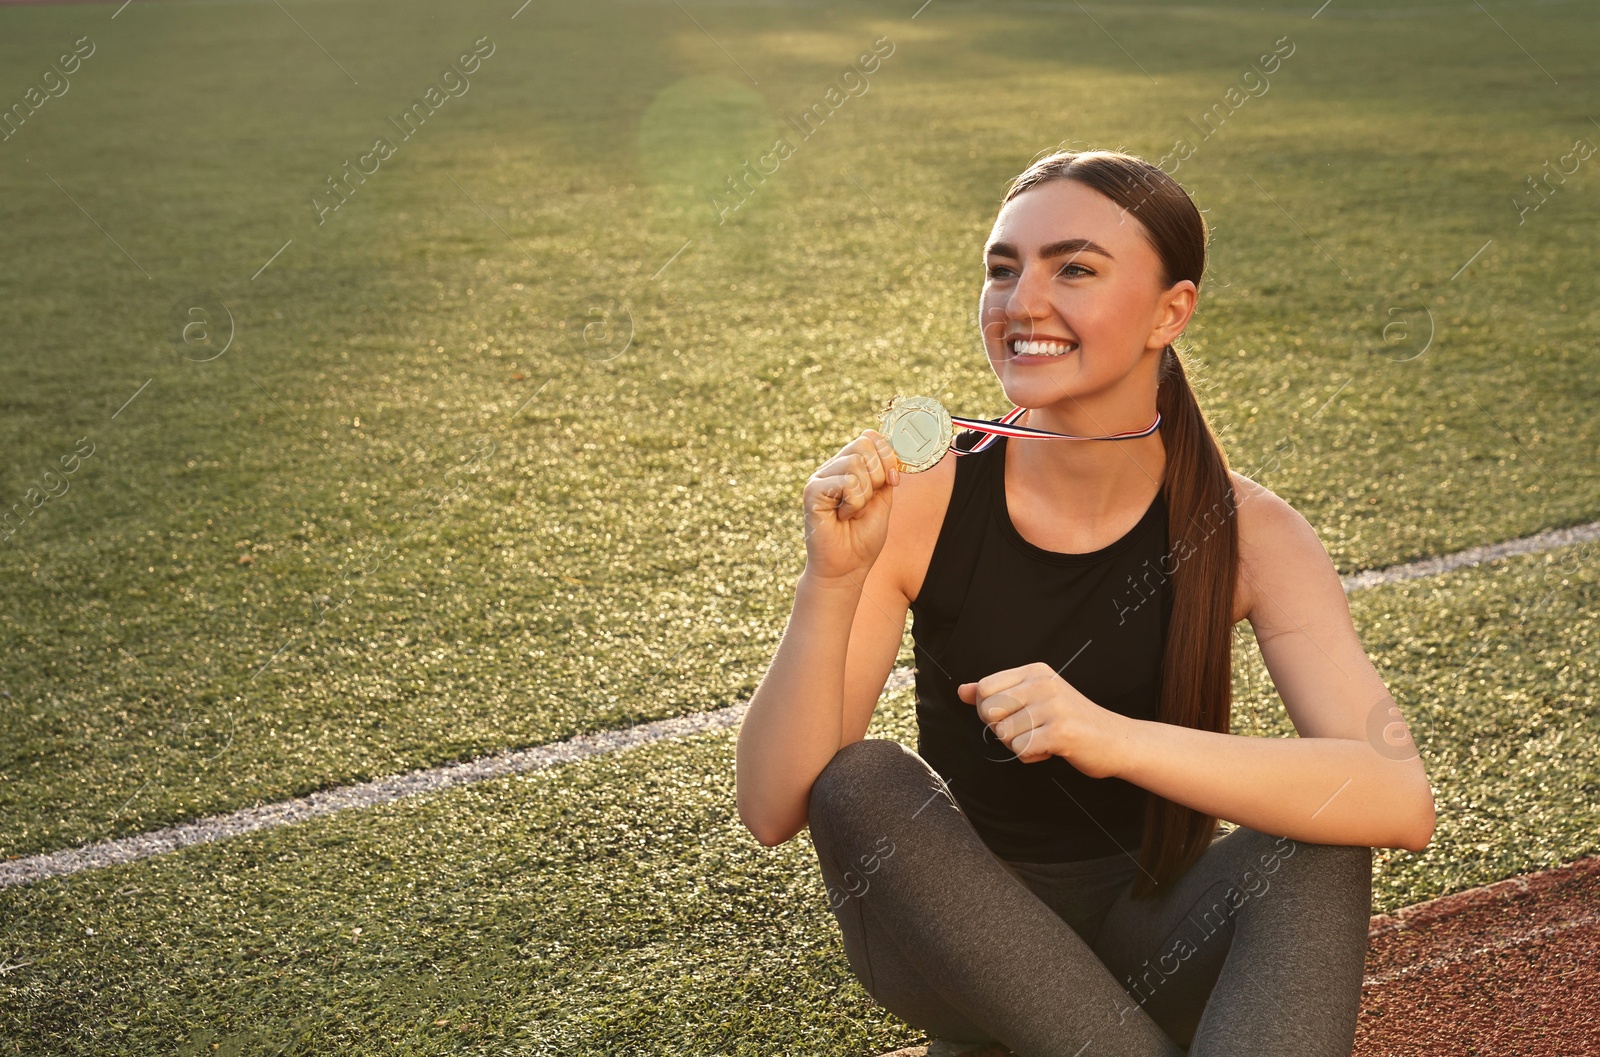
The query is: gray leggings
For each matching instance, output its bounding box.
[807,738,1372,1056]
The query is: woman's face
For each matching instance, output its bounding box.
[979,177,1195,409]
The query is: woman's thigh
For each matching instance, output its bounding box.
[1088,825,1372,1053]
[817,845,1149,1043]
[813,822,998,1044]
[807,738,1188,1057]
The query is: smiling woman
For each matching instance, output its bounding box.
[738,147,1435,1056]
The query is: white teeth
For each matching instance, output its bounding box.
[1012,339,1077,356]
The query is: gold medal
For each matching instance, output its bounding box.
[878,394,953,473]
[876,395,1162,473]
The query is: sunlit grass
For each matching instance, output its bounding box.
[2,543,1597,1054]
[0,13,1595,1045]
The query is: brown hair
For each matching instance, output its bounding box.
[1001,149,1238,900]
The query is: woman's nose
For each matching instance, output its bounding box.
[1003,264,1054,320]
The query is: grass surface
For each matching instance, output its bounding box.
[2,0,1595,862]
[0,0,1597,1050]
[2,546,1597,1055]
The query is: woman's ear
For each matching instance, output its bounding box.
[1157,279,1198,346]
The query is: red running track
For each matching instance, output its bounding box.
[1357,853,1600,1056]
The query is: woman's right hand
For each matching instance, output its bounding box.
[802,428,902,586]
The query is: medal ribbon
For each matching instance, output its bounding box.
[951,407,1162,455]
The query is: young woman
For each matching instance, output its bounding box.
[734,149,1436,1057]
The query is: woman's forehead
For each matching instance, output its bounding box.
[988,180,1148,257]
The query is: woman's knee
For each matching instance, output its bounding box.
[807,737,916,828]
[1229,828,1372,901]
[1295,840,1373,903]
[810,740,942,855]
[1228,826,1369,864]
[1272,835,1371,877]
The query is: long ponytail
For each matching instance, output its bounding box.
[1135,341,1238,898]
[1002,151,1239,899]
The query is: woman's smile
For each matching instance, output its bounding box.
[1006,335,1081,361]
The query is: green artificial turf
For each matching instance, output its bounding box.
[1,543,1596,1055]
[1,0,1595,882]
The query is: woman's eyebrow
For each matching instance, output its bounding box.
[985,237,1115,261]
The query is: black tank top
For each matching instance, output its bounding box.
[908,432,1173,863]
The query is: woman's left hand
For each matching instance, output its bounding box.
[956,662,1127,778]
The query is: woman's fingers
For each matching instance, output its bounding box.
[861,428,901,486]
[819,432,897,488]
[811,471,867,519]
[800,429,904,583]
[977,688,1028,727]
[968,666,1035,717]
[819,448,890,493]
[814,443,895,520]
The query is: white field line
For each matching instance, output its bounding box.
[3,520,1597,888]
[1338,520,1600,592]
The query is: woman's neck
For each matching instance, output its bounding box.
[1008,404,1167,523]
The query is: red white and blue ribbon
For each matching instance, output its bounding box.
[951,407,1163,455]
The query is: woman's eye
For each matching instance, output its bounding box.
[985,263,1092,279]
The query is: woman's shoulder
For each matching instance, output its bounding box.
[1226,469,1340,626]
[1227,468,1318,545]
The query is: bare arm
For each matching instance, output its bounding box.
[1105,477,1435,849]
[735,428,906,847]
[736,573,864,847]
[1103,721,1432,850]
